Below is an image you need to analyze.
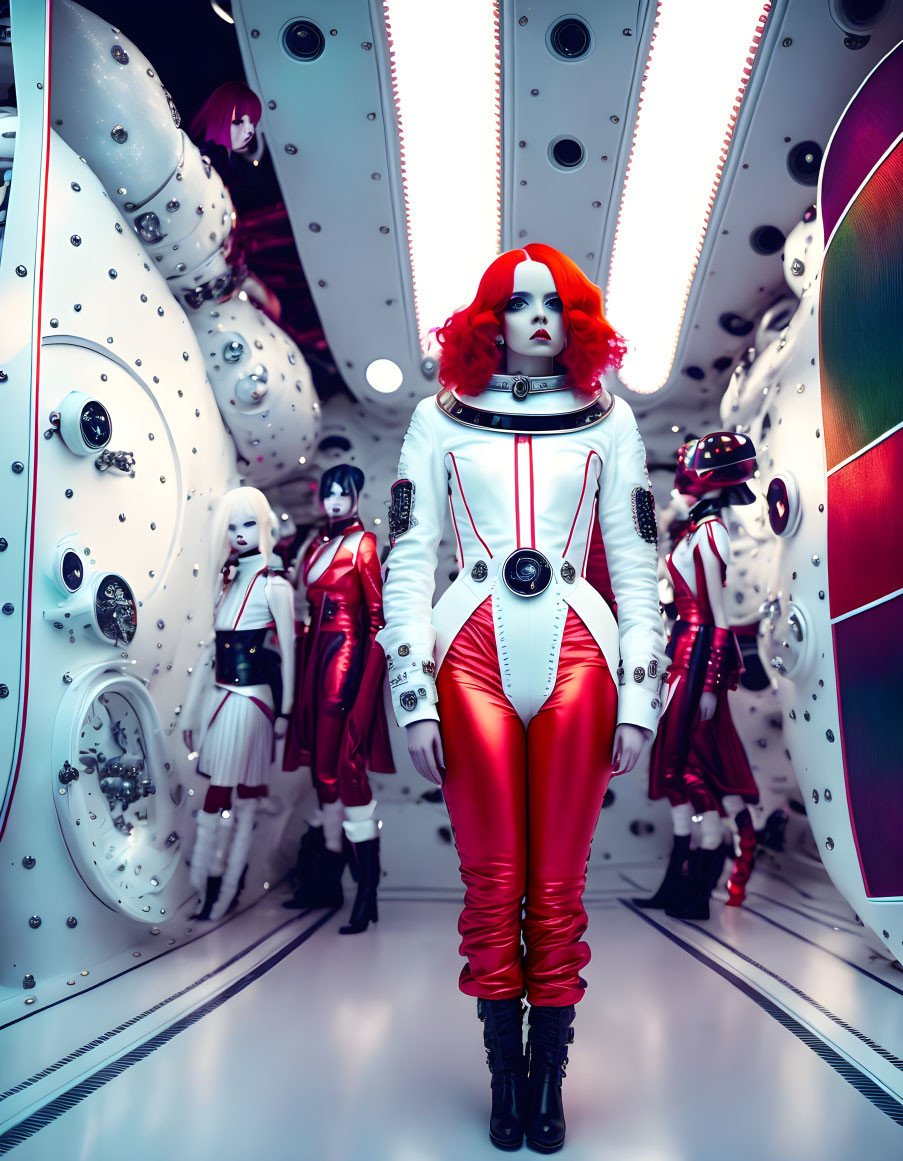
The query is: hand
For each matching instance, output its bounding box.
[699,692,717,722]
[274,716,288,740]
[406,719,445,786]
[612,723,650,776]
[182,730,194,753]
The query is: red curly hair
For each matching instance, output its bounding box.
[436,244,626,397]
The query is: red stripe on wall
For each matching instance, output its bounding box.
[828,426,903,619]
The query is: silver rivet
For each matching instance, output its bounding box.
[110,125,128,144]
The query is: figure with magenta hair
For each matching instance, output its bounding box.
[189,81,264,205]
[378,245,666,1152]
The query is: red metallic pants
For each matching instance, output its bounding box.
[437,599,617,1006]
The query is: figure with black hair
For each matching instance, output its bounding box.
[282,464,394,932]
[636,433,761,921]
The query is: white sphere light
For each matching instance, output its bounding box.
[366,359,404,394]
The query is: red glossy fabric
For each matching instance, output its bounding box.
[648,532,756,808]
[437,598,617,1006]
[283,525,395,804]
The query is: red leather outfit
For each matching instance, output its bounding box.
[649,516,758,814]
[283,520,394,805]
[438,599,617,1006]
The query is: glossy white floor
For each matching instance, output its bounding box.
[1,857,902,1161]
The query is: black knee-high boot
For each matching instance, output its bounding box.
[282,824,345,909]
[666,846,719,920]
[633,833,691,910]
[339,837,380,934]
[477,998,528,1151]
[525,1004,575,1154]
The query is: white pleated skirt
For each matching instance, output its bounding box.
[197,687,273,788]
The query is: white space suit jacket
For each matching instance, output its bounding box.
[376,376,668,733]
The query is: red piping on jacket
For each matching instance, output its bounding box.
[563,451,598,560]
[582,495,598,577]
[232,568,267,630]
[449,453,493,559]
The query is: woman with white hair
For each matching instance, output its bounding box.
[182,486,295,920]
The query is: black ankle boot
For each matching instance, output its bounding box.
[339,837,380,934]
[666,846,719,920]
[633,833,691,910]
[525,1004,575,1154]
[282,824,326,909]
[477,998,528,1151]
[283,831,344,910]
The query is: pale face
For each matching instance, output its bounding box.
[227,513,261,553]
[322,481,354,522]
[502,261,566,375]
[230,112,256,152]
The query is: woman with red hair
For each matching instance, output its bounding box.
[378,245,666,1152]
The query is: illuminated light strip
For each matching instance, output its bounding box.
[382,0,501,345]
[606,1,771,395]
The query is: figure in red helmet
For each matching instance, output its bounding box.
[636,433,760,921]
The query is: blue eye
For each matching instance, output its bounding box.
[505,295,528,312]
[545,296,563,313]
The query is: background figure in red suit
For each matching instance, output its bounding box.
[637,434,760,921]
[378,246,666,1152]
[282,464,394,934]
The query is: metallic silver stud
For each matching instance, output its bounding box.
[110,125,128,144]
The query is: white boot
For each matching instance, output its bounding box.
[209,798,257,921]
[342,800,379,843]
[190,811,223,893]
[322,799,346,853]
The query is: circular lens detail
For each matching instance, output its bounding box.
[718,312,754,337]
[283,19,326,61]
[766,473,802,537]
[61,550,84,592]
[548,17,593,59]
[832,0,889,30]
[79,401,112,450]
[502,549,552,598]
[750,224,786,255]
[787,140,823,186]
[549,137,585,170]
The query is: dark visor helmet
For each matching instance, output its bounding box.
[674,432,757,502]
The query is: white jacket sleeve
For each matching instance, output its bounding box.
[597,399,668,733]
[376,398,448,726]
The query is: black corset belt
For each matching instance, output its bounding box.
[215,629,270,686]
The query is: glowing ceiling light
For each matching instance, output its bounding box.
[382,0,501,344]
[606,1,771,394]
[366,358,404,393]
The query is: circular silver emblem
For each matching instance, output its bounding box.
[398,644,411,657]
[502,549,552,598]
[471,560,488,582]
[400,691,418,712]
[511,376,530,401]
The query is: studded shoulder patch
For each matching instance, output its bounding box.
[631,487,658,544]
[389,479,416,548]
